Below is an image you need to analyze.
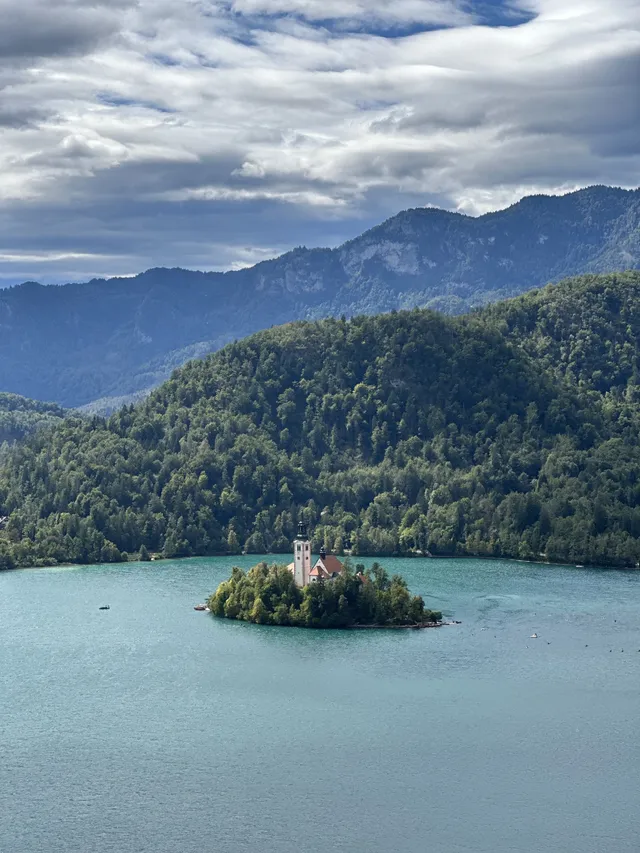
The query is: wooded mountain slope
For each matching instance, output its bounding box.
[0,393,65,447]
[0,185,638,409]
[2,271,640,570]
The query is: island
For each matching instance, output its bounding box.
[207,559,443,629]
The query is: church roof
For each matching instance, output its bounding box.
[308,565,325,578]
[310,555,344,578]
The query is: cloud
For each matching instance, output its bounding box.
[230,0,471,28]
[0,0,135,62]
[0,0,638,283]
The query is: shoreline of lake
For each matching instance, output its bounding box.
[4,550,639,574]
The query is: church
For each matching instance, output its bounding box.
[287,521,345,587]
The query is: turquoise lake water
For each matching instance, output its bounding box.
[1,556,639,853]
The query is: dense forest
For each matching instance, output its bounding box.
[2,271,640,571]
[208,561,442,628]
[0,393,65,448]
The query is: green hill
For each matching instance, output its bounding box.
[2,271,640,570]
[0,393,66,446]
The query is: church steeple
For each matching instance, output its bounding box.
[293,520,311,587]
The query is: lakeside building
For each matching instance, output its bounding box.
[288,521,344,587]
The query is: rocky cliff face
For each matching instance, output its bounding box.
[0,185,638,409]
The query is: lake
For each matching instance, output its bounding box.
[1,556,639,853]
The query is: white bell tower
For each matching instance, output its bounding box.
[293,521,312,587]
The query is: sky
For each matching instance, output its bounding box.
[0,0,639,284]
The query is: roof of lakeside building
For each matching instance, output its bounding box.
[309,555,344,578]
[287,554,345,579]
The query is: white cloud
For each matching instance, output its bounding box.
[0,0,638,281]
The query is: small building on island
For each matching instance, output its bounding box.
[287,521,344,587]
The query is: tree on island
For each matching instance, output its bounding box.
[207,559,442,628]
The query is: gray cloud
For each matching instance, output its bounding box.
[0,105,50,129]
[0,0,638,283]
[230,0,471,27]
[0,0,135,62]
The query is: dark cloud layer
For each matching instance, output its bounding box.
[0,0,638,283]
[0,0,135,61]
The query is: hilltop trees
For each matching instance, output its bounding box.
[0,393,65,445]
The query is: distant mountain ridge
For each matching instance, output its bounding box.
[1,184,638,409]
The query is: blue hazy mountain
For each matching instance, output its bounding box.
[0,184,638,409]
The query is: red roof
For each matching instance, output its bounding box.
[310,555,344,578]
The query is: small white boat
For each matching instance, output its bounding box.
[530,633,538,639]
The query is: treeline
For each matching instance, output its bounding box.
[208,561,442,628]
[2,271,640,569]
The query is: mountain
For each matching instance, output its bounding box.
[0,185,639,410]
[2,270,640,571]
[0,393,65,446]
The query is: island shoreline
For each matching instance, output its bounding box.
[203,614,457,630]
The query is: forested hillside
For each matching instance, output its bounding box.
[0,393,65,447]
[1,271,640,571]
[0,185,638,409]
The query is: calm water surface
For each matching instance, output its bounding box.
[1,556,639,853]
